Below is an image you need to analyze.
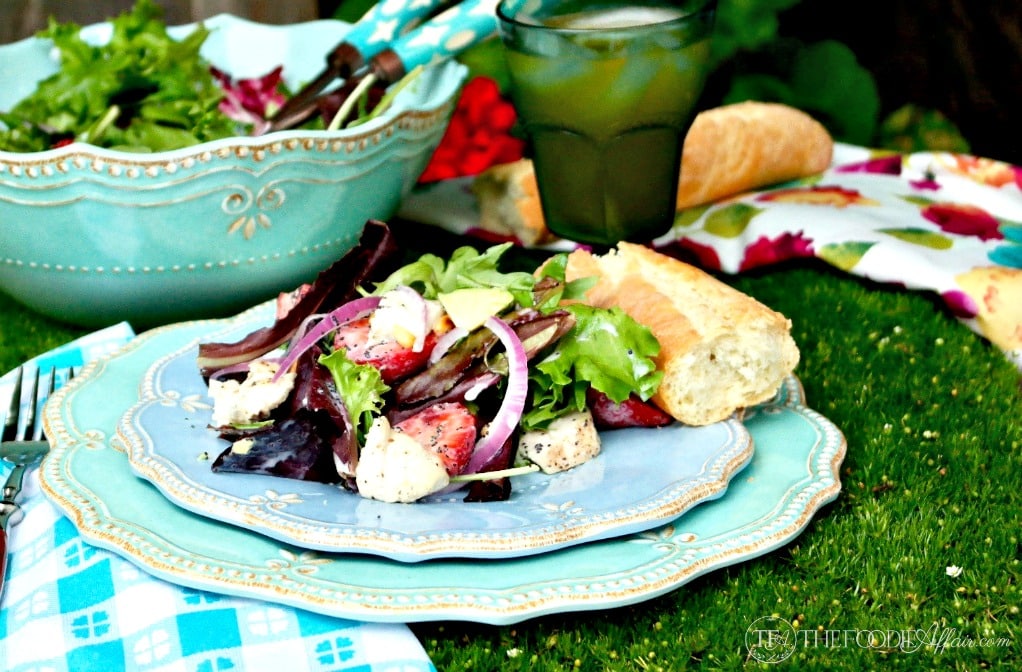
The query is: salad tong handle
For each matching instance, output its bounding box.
[270,0,446,132]
[369,0,502,84]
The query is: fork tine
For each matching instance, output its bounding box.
[2,366,72,444]
[2,366,23,443]
[17,368,40,444]
[30,368,57,442]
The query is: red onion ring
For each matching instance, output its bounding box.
[463,316,528,475]
[463,372,500,402]
[208,360,253,381]
[428,326,468,365]
[271,295,381,382]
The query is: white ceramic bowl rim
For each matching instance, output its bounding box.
[0,14,465,165]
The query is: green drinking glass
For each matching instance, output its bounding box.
[496,0,717,246]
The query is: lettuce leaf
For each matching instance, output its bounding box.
[522,304,662,430]
[319,349,390,442]
[534,252,597,309]
[372,243,537,307]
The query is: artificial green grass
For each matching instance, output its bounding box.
[0,291,88,370]
[1,249,1019,670]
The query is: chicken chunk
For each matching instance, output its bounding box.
[517,409,601,474]
[355,417,450,503]
[209,360,295,428]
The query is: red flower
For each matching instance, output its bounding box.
[739,232,815,272]
[835,155,903,176]
[756,185,879,207]
[419,77,525,183]
[909,175,941,191]
[921,203,1004,241]
[940,289,979,319]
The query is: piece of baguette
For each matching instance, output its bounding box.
[472,159,554,246]
[564,242,800,426]
[673,101,833,208]
[473,102,833,246]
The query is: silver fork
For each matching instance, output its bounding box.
[0,366,69,599]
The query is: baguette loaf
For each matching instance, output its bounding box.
[564,242,800,426]
[473,102,833,246]
[673,101,833,207]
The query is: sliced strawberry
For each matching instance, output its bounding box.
[332,317,436,384]
[394,402,477,476]
[586,389,674,429]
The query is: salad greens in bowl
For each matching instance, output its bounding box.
[0,3,466,328]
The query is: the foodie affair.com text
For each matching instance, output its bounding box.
[745,616,1013,663]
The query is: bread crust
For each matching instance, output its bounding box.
[565,243,800,425]
[676,101,833,208]
[473,102,833,245]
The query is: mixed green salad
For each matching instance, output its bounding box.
[0,0,239,152]
[0,0,392,153]
[198,222,673,503]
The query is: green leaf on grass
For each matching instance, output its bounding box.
[702,203,763,238]
[818,241,876,271]
[878,228,953,250]
[900,195,935,208]
[674,204,713,228]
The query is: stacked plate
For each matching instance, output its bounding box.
[39,300,846,625]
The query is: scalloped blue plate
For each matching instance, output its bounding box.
[118,302,754,562]
[40,305,845,624]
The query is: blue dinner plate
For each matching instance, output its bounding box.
[120,301,754,562]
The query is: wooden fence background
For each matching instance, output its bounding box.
[0,1,318,43]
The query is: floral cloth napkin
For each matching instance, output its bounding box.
[400,143,1022,369]
[0,326,435,672]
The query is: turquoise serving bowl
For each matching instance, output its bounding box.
[0,15,467,328]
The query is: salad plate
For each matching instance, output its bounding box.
[120,302,754,562]
[40,308,846,625]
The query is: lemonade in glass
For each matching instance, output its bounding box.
[496,0,716,246]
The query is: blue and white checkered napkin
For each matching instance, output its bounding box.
[0,325,436,672]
